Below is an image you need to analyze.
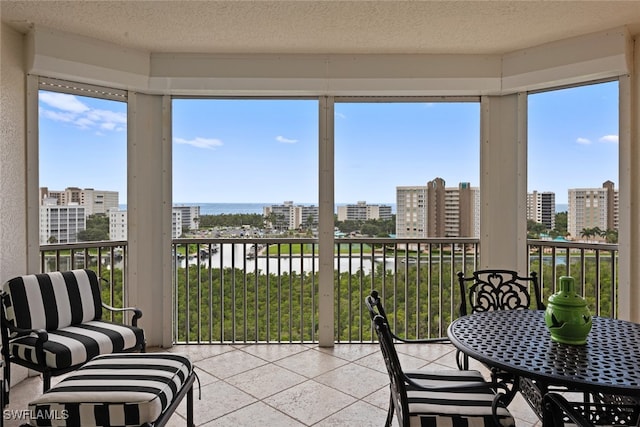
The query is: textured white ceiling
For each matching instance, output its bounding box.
[3,1,640,55]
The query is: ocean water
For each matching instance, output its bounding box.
[180,203,272,215]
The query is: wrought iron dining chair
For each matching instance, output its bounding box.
[456,269,545,371]
[367,311,516,427]
[366,290,450,344]
[543,392,640,426]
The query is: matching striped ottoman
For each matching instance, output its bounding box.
[27,353,195,427]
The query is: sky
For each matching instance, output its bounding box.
[39,81,618,206]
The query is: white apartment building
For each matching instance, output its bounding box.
[109,210,128,241]
[527,191,556,230]
[568,181,618,239]
[40,187,119,216]
[39,202,86,244]
[109,209,183,240]
[396,179,479,238]
[396,186,427,238]
[337,201,393,222]
[173,205,201,231]
[264,201,319,230]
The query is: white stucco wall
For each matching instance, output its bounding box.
[1,24,28,286]
[0,22,29,385]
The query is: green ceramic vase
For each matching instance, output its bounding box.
[544,276,592,345]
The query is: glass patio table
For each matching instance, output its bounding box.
[447,309,640,421]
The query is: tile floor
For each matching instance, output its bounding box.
[4,343,541,426]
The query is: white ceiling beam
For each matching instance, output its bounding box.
[502,27,631,93]
[27,25,631,96]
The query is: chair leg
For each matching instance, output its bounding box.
[3,360,10,405]
[385,394,394,427]
[43,372,51,392]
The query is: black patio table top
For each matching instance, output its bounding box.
[447,309,640,398]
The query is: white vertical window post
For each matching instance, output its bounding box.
[479,94,528,272]
[318,96,335,347]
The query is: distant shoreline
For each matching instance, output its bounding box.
[120,202,398,216]
[118,201,567,215]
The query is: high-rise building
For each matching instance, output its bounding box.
[173,205,201,231]
[263,201,319,230]
[109,210,128,241]
[39,202,86,244]
[396,186,427,238]
[396,178,479,238]
[337,201,392,222]
[109,209,183,240]
[527,191,556,230]
[40,187,119,216]
[568,181,618,239]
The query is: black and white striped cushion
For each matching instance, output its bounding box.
[404,369,515,426]
[28,353,193,427]
[2,269,144,370]
[9,320,144,369]
[3,270,102,331]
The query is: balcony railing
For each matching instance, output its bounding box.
[40,240,127,322]
[40,237,619,344]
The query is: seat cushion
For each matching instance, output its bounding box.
[405,369,515,427]
[28,353,193,427]
[9,320,144,369]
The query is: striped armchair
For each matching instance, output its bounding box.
[0,269,145,401]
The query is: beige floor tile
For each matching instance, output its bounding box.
[196,349,268,379]
[315,400,388,426]
[314,362,389,399]
[225,363,307,399]
[264,380,356,425]
[210,401,305,426]
[315,343,380,361]
[238,343,313,362]
[361,385,392,412]
[165,344,237,362]
[273,348,349,378]
[176,381,257,425]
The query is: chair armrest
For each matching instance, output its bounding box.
[393,335,450,345]
[5,323,48,342]
[543,392,593,427]
[99,277,143,326]
[102,302,143,327]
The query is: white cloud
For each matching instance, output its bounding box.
[39,93,127,135]
[74,117,95,129]
[39,92,89,113]
[40,108,76,123]
[576,137,591,145]
[335,112,347,119]
[276,135,298,144]
[599,134,619,144]
[174,137,223,149]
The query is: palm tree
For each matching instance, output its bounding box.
[605,229,618,243]
[580,228,593,240]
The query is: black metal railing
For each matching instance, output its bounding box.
[40,237,618,343]
[40,240,127,322]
